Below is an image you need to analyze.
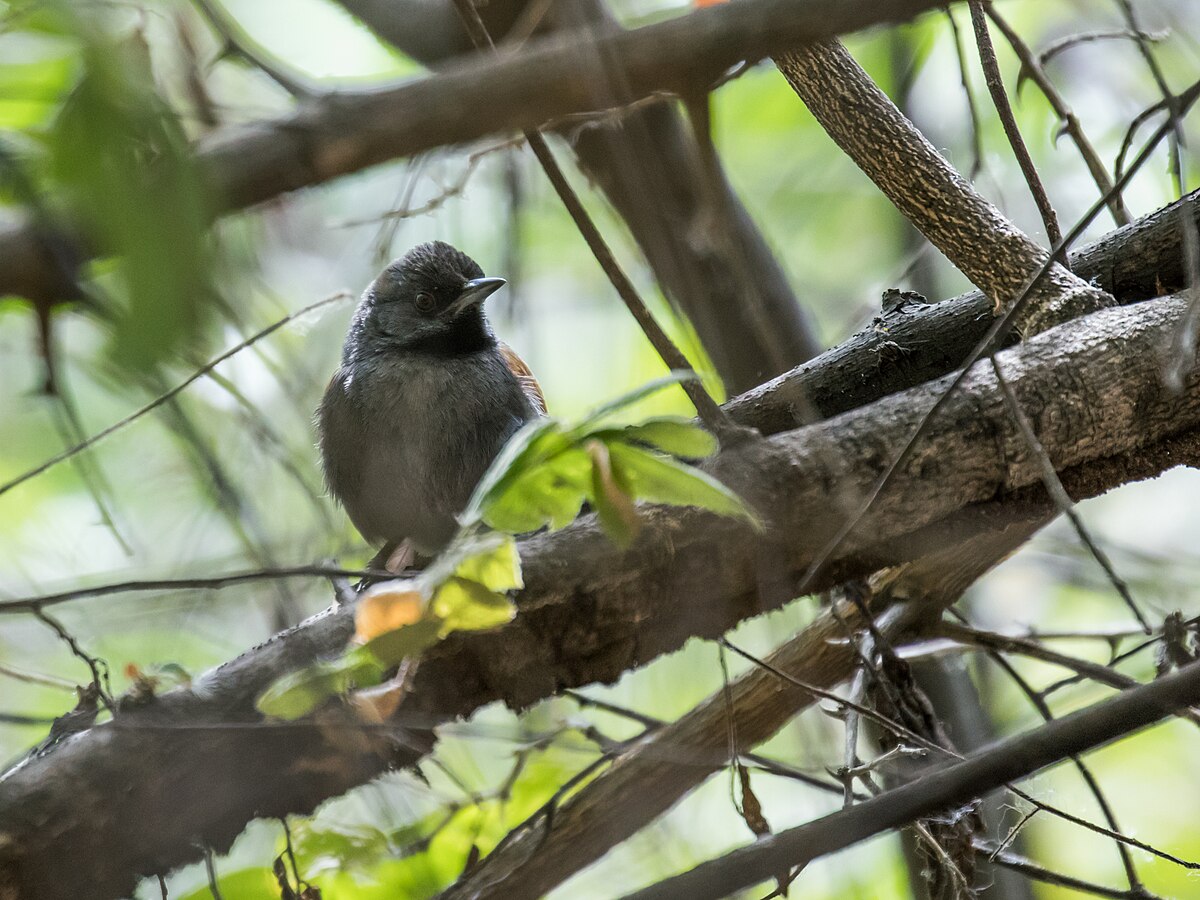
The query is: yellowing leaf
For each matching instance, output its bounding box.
[586,439,640,547]
[351,664,414,723]
[451,534,523,592]
[433,577,516,633]
[355,579,427,643]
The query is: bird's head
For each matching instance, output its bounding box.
[347,241,506,359]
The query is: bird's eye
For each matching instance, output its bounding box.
[414,291,436,313]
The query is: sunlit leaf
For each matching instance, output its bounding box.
[596,417,718,458]
[433,577,515,633]
[460,418,561,526]
[608,443,762,528]
[176,868,278,900]
[449,534,522,592]
[480,447,591,534]
[256,647,383,720]
[361,619,443,668]
[568,370,697,437]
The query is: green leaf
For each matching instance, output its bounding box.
[608,443,762,528]
[433,577,516,633]
[461,418,563,526]
[568,371,697,437]
[481,446,592,534]
[598,417,718,458]
[362,618,443,668]
[256,647,383,719]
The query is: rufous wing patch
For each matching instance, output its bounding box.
[500,342,547,415]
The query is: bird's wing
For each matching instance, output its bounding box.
[316,370,363,502]
[499,342,547,416]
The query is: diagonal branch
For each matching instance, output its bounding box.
[333,0,821,393]
[3,292,1200,898]
[774,40,1112,336]
[624,658,1200,900]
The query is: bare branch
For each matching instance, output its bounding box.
[624,659,1200,900]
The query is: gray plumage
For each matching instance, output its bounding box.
[317,242,540,554]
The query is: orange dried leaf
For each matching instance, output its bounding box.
[355,580,426,642]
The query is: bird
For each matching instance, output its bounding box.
[317,241,545,569]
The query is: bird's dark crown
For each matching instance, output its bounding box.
[345,241,502,361]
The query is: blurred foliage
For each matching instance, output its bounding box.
[0,0,1198,898]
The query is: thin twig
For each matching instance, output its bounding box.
[985,843,1162,899]
[980,635,1144,892]
[32,607,114,710]
[626,659,1200,899]
[0,291,350,500]
[990,357,1151,631]
[1113,78,1200,188]
[49,391,136,556]
[1113,0,1184,194]
[447,0,743,443]
[969,1,1063,251]
[0,662,77,690]
[1038,28,1168,70]
[0,565,381,615]
[840,657,869,807]
[984,5,1130,225]
[192,0,319,99]
[204,847,224,900]
[727,633,1196,871]
[946,8,984,179]
[721,639,952,761]
[938,620,1200,729]
[336,137,526,228]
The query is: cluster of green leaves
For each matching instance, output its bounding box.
[463,372,759,545]
[257,373,758,719]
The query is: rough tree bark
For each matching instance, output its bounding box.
[2,292,1198,899]
[775,41,1113,336]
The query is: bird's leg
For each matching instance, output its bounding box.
[383,539,417,575]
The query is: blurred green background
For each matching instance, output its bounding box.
[1,0,1199,896]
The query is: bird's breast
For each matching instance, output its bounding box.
[324,350,535,551]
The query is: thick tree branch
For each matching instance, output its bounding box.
[774,40,1112,335]
[727,188,1200,435]
[2,291,1199,897]
[0,0,946,308]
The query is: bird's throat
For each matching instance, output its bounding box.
[401,311,496,358]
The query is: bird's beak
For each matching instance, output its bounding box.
[445,277,506,318]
